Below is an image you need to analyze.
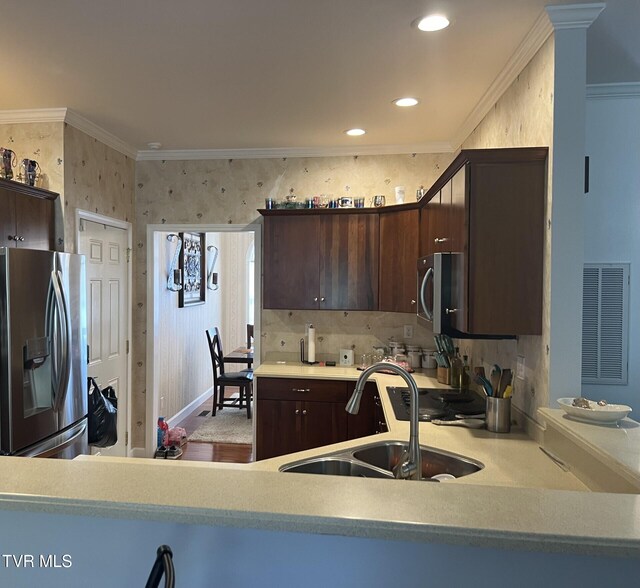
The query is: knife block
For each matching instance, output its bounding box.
[437,367,451,385]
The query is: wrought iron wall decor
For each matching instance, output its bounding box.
[207,245,219,290]
[178,232,206,307]
[166,234,182,291]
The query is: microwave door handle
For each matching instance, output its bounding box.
[420,267,434,321]
[51,270,71,412]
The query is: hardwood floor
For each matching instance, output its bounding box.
[171,391,253,464]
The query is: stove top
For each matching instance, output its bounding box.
[386,386,486,422]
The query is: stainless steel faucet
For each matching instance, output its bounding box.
[346,362,422,480]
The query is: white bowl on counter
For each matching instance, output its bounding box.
[557,397,632,424]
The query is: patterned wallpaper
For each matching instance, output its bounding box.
[63,124,135,252]
[133,153,454,446]
[461,35,555,424]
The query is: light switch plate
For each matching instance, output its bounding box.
[340,349,354,366]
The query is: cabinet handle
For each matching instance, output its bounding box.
[17,236,24,241]
[292,388,310,393]
[445,308,458,315]
[434,237,448,243]
[320,297,325,302]
[314,297,318,302]
[295,409,300,415]
[302,409,307,415]
[8,235,17,241]
[410,299,416,305]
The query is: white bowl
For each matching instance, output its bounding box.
[557,397,632,424]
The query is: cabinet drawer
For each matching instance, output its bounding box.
[257,377,348,402]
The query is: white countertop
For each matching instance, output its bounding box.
[1,361,640,557]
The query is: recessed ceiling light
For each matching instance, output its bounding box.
[147,142,162,150]
[417,14,450,32]
[394,97,419,107]
[345,128,366,136]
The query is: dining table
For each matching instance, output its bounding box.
[223,347,254,368]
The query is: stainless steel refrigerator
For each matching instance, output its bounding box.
[0,248,88,458]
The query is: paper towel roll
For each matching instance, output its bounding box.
[308,325,316,363]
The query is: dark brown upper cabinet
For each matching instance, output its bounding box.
[378,208,419,313]
[0,178,57,251]
[262,210,379,311]
[419,147,548,336]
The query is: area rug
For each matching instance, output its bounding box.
[187,407,253,444]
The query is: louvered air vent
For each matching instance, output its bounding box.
[581,264,629,385]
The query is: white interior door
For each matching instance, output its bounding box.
[79,219,129,456]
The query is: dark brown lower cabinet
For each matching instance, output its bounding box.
[256,377,383,460]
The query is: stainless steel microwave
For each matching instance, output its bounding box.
[417,253,464,335]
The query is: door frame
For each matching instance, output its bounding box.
[145,222,262,458]
[75,209,133,456]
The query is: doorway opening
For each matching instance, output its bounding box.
[146,223,261,459]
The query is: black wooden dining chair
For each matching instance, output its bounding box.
[206,327,253,418]
[246,323,254,350]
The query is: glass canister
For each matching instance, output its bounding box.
[406,345,422,369]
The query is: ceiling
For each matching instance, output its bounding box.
[1,0,638,156]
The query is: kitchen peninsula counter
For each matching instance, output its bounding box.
[0,362,639,561]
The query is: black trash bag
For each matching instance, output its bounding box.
[87,377,118,447]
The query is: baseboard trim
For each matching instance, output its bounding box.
[167,388,213,427]
[129,447,147,458]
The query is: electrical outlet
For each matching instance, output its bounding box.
[516,356,525,380]
[403,325,414,339]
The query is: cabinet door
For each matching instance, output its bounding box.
[449,165,467,254]
[346,381,377,440]
[378,209,419,313]
[256,399,302,460]
[301,401,348,451]
[263,215,320,309]
[0,188,17,247]
[14,192,55,250]
[419,190,449,257]
[467,160,545,335]
[319,214,379,310]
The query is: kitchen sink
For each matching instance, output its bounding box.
[279,441,483,481]
[353,441,484,479]
[280,457,393,479]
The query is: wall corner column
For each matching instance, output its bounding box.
[545,3,605,405]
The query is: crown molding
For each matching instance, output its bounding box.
[0,107,67,124]
[545,3,605,30]
[64,109,138,159]
[451,9,553,149]
[0,107,137,159]
[587,82,640,99]
[136,142,456,161]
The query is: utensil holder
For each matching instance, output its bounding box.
[486,397,511,433]
[437,367,450,385]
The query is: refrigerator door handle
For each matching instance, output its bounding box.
[45,272,59,391]
[51,270,72,412]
